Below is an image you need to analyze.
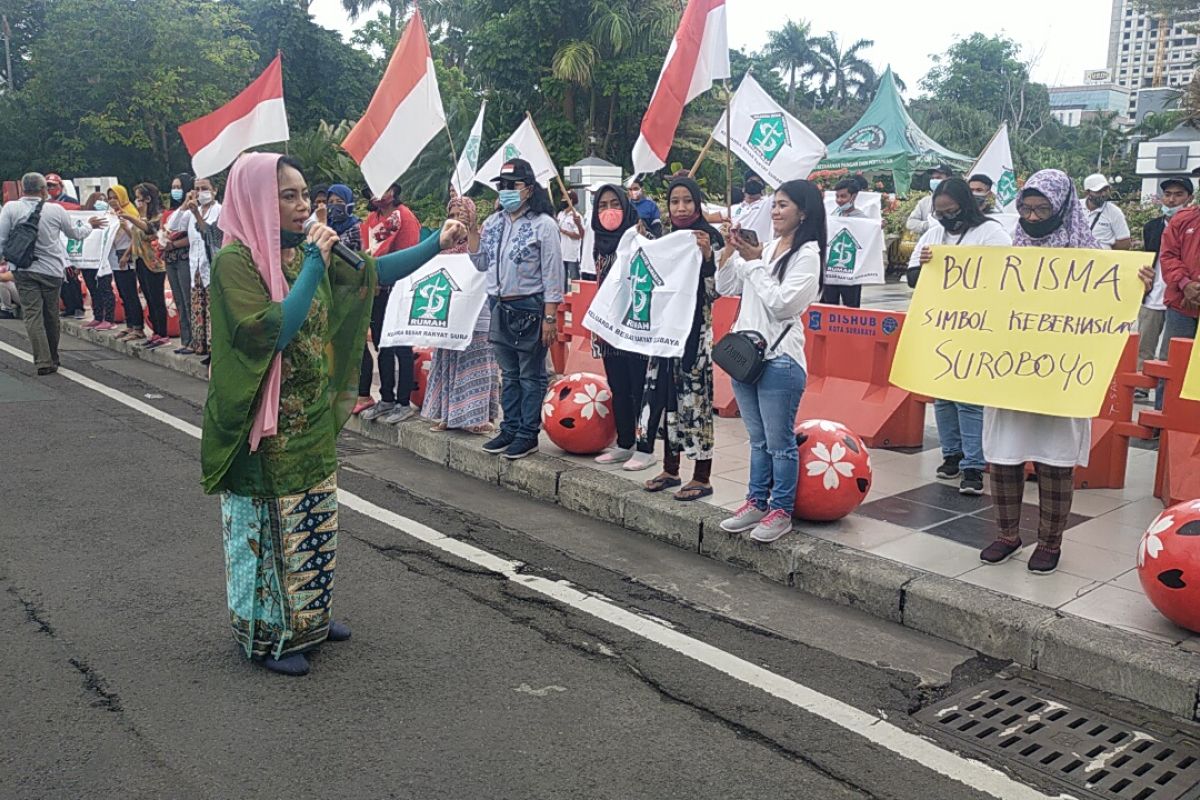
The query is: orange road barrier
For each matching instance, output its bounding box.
[1138,337,1200,507]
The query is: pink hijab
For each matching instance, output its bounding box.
[220,152,290,452]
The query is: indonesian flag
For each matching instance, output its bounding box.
[343,9,446,199]
[179,54,289,179]
[631,0,730,176]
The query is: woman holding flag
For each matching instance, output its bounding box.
[201,152,465,676]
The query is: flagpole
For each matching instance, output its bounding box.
[689,133,715,175]
[723,79,732,219]
[525,111,578,216]
[444,124,461,195]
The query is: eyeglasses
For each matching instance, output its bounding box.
[932,208,961,220]
[1017,203,1055,220]
[497,180,524,190]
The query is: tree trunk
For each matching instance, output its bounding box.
[787,65,796,111]
[2,15,13,92]
[562,84,576,126]
[1153,14,1170,88]
[602,91,617,155]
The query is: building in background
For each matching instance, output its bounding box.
[1107,0,1197,117]
[1135,121,1200,199]
[1048,76,1132,127]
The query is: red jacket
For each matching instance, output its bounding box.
[1159,205,1200,318]
[361,204,420,259]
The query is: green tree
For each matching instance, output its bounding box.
[341,0,411,37]
[810,33,875,109]
[761,19,816,111]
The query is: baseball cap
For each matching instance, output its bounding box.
[46,173,62,186]
[1161,176,1194,194]
[1083,173,1110,192]
[493,158,536,184]
[928,164,956,177]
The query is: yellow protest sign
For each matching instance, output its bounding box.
[1182,340,1200,402]
[889,245,1151,417]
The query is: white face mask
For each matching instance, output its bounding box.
[197,191,214,205]
[837,201,854,211]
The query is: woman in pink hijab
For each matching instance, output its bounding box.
[200,153,466,676]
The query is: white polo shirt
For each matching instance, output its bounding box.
[1080,201,1130,249]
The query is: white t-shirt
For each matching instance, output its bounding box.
[1145,258,1168,311]
[168,201,221,287]
[1080,201,1130,249]
[716,239,821,372]
[557,209,583,262]
[907,218,1014,268]
[906,195,934,235]
[731,195,774,246]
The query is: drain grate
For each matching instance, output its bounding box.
[914,679,1200,799]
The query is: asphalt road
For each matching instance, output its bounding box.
[0,324,1101,800]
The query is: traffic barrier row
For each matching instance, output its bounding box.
[1139,337,1200,507]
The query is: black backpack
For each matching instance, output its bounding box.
[4,199,45,269]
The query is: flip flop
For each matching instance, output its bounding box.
[644,475,682,493]
[674,484,714,502]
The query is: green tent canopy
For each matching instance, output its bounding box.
[817,66,972,196]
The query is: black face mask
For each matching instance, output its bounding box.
[939,213,968,234]
[745,180,765,196]
[1018,211,1063,239]
[1088,195,1108,208]
[280,228,307,249]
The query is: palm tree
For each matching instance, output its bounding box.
[761,19,816,112]
[811,33,875,109]
[340,0,411,37]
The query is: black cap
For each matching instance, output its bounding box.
[928,163,956,177]
[968,173,994,189]
[493,158,536,184]
[1162,176,1195,194]
[743,168,762,183]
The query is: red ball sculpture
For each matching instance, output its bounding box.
[1137,501,1200,633]
[410,347,433,408]
[793,419,873,522]
[541,372,616,455]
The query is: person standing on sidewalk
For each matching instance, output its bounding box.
[125,183,172,349]
[1156,172,1200,411]
[164,174,195,354]
[1080,173,1132,251]
[108,184,147,343]
[78,192,117,331]
[470,158,564,460]
[557,191,584,285]
[908,179,1012,495]
[169,176,221,361]
[1136,177,1191,400]
[716,180,824,542]
[0,172,104,374]
[46,175,85,320]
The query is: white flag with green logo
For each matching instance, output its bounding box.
[473,116,557,191]
[582,229,703,358]
[451,101,487,195]
[61,211,117,274]
[380,253,488,351]
[712,73,826,188]
[822,216,885,286]
[969,123,1019,213]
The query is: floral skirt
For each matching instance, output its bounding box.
[421,329,499,429]
[221,473,338,660]
[192,280,211,355]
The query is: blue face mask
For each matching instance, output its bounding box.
[498,189,524,213]
[929,178,943,192]
[328,204,348,224]
[170,189,184,202]
[93,200,109,212]
[1163,204,1181,218]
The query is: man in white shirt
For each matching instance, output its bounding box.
[731,170,774,246]
[1080,173,1132,250]
[556,190,584,284]
[906,164,954,235]
[831,178,867,218]
[0,172,103,374]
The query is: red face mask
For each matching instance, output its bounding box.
[671,211,700,228]
[598,208,624,231]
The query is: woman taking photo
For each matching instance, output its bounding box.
[589,184,648,466]
[202,153,465,676]
[908,178,1012,496]
[79,192,117,331]
[124,183,171,349]
[716,180,824,542]
[164,174,194,353]
[630,177,720,501]
[168,175,222,361]
[423,195,499,434]
[108,184,145,343]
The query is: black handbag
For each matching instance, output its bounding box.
[488,298,543,353]
[713,323,792,384]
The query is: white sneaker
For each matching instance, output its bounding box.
[622,451,657,471]
[750,510,794,543]
[382,405,416,424]
[720,500,768,533]
[595,447,634,465]
[360,401,395,421]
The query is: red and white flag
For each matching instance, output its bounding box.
[343,10,446,198]
[179,54,289,179]
[631,0,730,176]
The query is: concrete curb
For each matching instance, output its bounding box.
[59,318,1200,720]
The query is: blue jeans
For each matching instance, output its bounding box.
[732,355,807,513]
[933,399,984,471]
[1155,308,1198,410]
[491,297,548,441]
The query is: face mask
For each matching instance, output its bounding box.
[1018,211,1063,239]
[973,193,990,208]
[929,178,943,192]
[498,189,524,213]
[170,189,184,202]
[48,186,61,197]
[328,205,348,224]
[1163,204,1182,218]
[745,180,765,196]
[939,213,967,234]
[1088,194,1107,208]
[629,190,642,201]
[671,211,700,229]
[598,208,624,231]
[837,201,854,212]
[280,228,306,249]
[197,191,214,205]
[93,200,109,212]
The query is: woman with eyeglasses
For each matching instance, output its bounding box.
[908,178,1012,496]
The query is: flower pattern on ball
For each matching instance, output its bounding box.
[805,441,855,490]
[1139,514,1173,568]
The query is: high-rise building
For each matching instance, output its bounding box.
[1107,0,1197,114]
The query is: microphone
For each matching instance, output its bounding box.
[303,218,365,270]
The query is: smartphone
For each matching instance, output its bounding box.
[739,229,759,247]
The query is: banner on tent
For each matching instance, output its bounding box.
[62,211,117,273]
[582,230,702,358]
[379,254,488,351]
[822,216,885,286]
[889,244,1151,417]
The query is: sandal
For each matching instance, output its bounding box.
[429,422,448,432]
[674,482,714,502]
[644,473,682,493]
[466,423,495,436]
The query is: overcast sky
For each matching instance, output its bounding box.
[309,0,1112,93]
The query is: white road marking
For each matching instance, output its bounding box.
[0,339,1068,800]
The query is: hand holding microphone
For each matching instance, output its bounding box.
[304,219,365,270]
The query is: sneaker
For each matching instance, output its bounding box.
[980,538,1022,565]
[959,469,985,496]
[381,404,415,424]
[936,454,963,480]
[622,451,657,471]
[1027,546,1060,575]
[174,347,195,355]
[72,310,85,320]
[359,400,395,421]
[594,447,634,465]
[483,432,515,454]
[82,320,100,329]
[720,500,769,533]
[503,438,539,460]
[750,509,794,543]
